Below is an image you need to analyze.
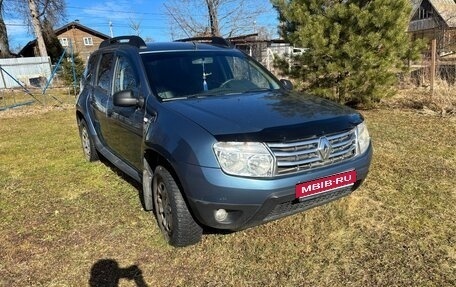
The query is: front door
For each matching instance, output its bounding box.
[106,54,144,169]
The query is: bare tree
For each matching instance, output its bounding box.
[28,0,47,57]
[129,17,142,36]
[164,0,268,39]
[0,0,12,57]
[15,0,65,58]
[206,0,220,36]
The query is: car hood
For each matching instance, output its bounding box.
[163,91,363,142]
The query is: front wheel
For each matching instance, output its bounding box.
[152,165,202,247]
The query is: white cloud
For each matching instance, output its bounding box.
[83,1,135,20]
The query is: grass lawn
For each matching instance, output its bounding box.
[0,104,455,286]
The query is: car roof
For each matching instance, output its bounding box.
[96,36,238,54]
[142,42,232,53]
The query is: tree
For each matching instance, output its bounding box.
[28,0,48,57]
[164,0,268,39]
[17,0,65,58]
[61,52,84,93]
[0,0,12,57]
[41,17,64,62]
[273,0,423,107]
[205,0,220,36]
[129,17,142,36]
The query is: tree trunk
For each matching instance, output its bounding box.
[205,0,220,36]
[28,0,48,57]
[0,0,11,58]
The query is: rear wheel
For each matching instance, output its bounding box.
[152,165,202,247]
[79,119,99,162]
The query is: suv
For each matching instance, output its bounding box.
[76,36,372,247]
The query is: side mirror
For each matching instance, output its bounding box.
[280,79,294,91]
[113,90,143,107]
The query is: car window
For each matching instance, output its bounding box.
[96,53,114,92]
[141,51,280,99]
[83,54,99,84]
[226,57,270,89]
[113,56,138,93]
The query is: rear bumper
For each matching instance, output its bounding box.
[182,144,372,230]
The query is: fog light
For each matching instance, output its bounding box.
[214,209,228,222]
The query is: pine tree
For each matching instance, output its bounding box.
[273,0,423,107]
[61,52,84,93]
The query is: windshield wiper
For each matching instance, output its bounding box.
[242,88,272,93]
[162,88,273,101]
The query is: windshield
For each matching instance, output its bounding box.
[141,51,281,100]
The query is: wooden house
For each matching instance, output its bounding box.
[20,21,110,64]
[409,0,456,55]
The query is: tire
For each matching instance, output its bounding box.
[152,165,202,247]
[79,119,99,162]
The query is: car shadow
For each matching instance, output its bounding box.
[97,154,146,205]
[97,154,232,237]
[89,259,148,287]
[98,154,142,190]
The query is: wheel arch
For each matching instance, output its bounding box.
[76,110,98,139]
[142,148,199,223]
[76,110,84,125]
[142,149,185,211]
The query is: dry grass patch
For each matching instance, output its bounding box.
[388,81,456,116]
[0,105,455,286]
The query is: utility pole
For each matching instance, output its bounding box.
[109,21,114,37]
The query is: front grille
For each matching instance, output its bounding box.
[267,129,357,175]
[264,186,352,222]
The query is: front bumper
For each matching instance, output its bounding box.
[181,144,372,230]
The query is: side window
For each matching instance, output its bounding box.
[113,56,138,94]
[83,54,99,84]
[59,38,68,47]
[83,37,93,46]
[96,53,115,92]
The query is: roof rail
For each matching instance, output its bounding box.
[175,36,233,48]
[99,36,147,49]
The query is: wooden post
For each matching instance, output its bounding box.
[430,38,436,97]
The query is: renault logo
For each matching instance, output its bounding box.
[318,137,332,161]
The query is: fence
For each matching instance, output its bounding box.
[0,57,52,89]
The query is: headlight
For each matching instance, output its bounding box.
[213,142,275,177]
[356,122,370,155]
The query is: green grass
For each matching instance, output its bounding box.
[0,106,455,286]
[0,88,76,110]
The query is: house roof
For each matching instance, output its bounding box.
[55,21,110,39]
[19,21,110,57]
[429,0,456,27]
[411,0,456,27]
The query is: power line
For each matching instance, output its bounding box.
[66,5,198,17]
[66,4,272,18]
[4,23,28,27]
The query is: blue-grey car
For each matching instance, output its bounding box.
[76,36,372,247]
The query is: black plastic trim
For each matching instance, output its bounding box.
[175,36,233,48]
[100,35,147,49]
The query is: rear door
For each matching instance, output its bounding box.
[90,52,115,146]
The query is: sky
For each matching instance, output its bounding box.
[4,0,280,52]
